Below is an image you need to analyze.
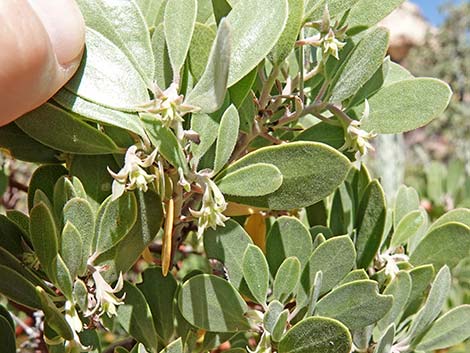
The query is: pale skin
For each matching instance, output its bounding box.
[0,0,85,126]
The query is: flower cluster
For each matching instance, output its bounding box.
[190,177,229,238]
[108,145,158,200]
[140,83,199,128]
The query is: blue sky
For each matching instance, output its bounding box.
[412,0,447,25]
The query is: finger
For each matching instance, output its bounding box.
[0,0,85,126]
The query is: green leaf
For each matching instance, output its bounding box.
[393,185,420,229]
[160,338,183,353]
[36,287,74,340]
[204,219,253,290]
[139,267,178,344]
[28,165,68,212]
[66,28,149,110]
[216,163,283,197]
[94,193,138,255]
[16,103,119,154]
[377,271,411,332]
[242,245,269,305]
[60,222,84,279]
[63,198,96,261]
[212,0,231,24]
[30,202,59,277]
[408,266,451,339]
[0,265,41,309]
[186,19,230,113]
[53,255,74,300]
[273,257,301,303]
[137,0,167,27]
[428,208,470,232]
[0,123,60,163]
[361,78,452,134]
[390,209,426,248]
[229,68,257,108]
[70,154,118,207]
[279,317,352,353]
[348,0,406,29]
[403,264,435,319]
[178,274,250,332]
[266,216,313,276]
[355,180,386,268]
[384,61,413,86]
[294,122,345,149]
[0,305,14,332]
[410,222,470,269]
[271,0,304,65]
[141,117,189,173]
[305,0,359,21]
[96,190,164,281]
[264,300,284,333]
[330,27,389,103]
[190,112,220,165]
[339,269,369,285]
[374,324,395,353]
[152,23,173,88]
[415,305,470,351]
[0,215,26,258]
[164,0,197,76]
[0,316,15,353]
[299,235,356,306]
[224,142,351,210]
[53,89,145,136]
[226,0,288,86]
[213,105,239,173]
[316,280,393,330]
[272,309,289,342]
[76,0,155,82]
[118,282,159,353]
[188,23,216,80]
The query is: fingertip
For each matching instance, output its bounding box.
[27,0,86,67]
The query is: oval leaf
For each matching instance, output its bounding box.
[16,103,119,154]
[226,0,288,86]
[217,163,283,197]
[117,282,159,352]
[390,209,426,248]
[164,0,197,76]
[186,19,231,113]
[66,28,149,110]
[224,142,351,210]
[410,222,470,269]
[94,193,138,255]
[361,78,452,134]
[415,305,470,351]
[0,316,15,353]
[0,265,41,310]
[279,317,352,353]
[242,245,269,305]
[214,104,240,173]
[204,219,253,290]
[178,274,250,332]
[316,280,393,330]
[76,0,155,82]
[272,257,301,303]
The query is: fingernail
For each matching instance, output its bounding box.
[27,0,85,66]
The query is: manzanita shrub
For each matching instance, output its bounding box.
[1,0,470,352]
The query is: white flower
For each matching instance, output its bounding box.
[341,102,377,167]
[379,251,409,279]
[322,29,346,60]
[86,266,125,318]
[140,83,199,128]
[64,301,83,333]
[108,145,158,200]
[190,178,229,238]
